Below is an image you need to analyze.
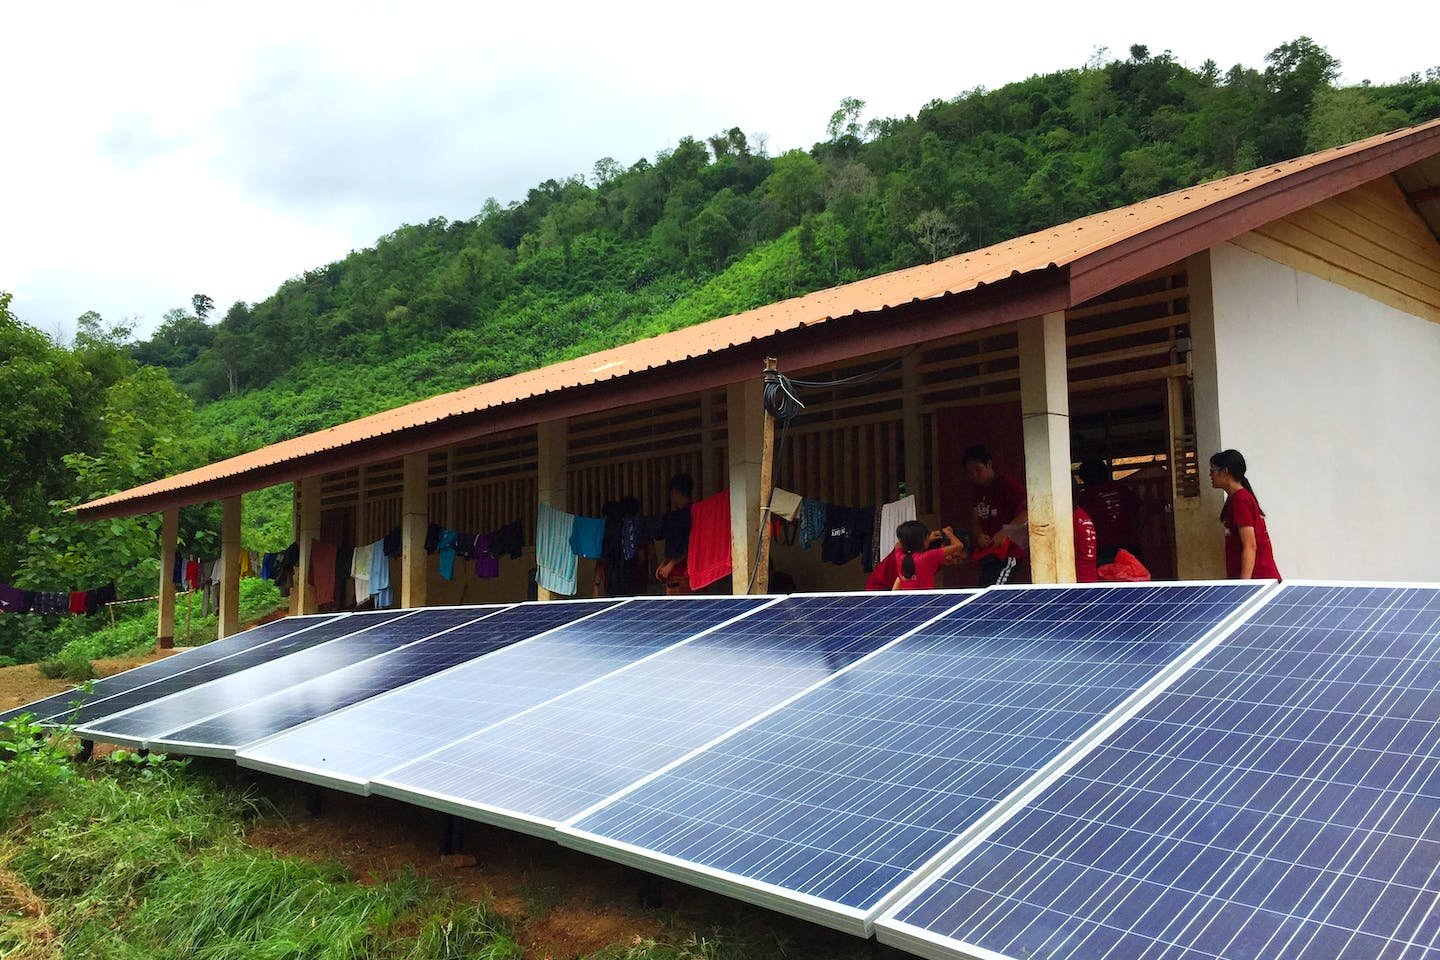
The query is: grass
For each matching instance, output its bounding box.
[0,722,873,960]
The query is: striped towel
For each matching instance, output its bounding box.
[536,502,578,596]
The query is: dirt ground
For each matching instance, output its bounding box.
[0,647,182,715]
[240,771,869,960]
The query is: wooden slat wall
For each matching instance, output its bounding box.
[1231,176,1440,324]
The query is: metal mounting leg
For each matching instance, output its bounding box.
[305,786,323,818]
[637,873,663,908]
[77,739,94,762]
[441,814,462,856]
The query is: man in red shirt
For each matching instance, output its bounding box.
[1074,504,1099,583]
[963,445,1028,586]
[1076,459,1143,564]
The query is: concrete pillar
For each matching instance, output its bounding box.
[294,477,322,614]
[1177,251,1228,579]
[727,378,764,594]
[401,453,429,609]
[901,351,925,512]
[1019,311,1075,584]
[219,496,241,637]
[536,420,568,601]
[157,507,178,649]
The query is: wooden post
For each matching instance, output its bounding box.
[294,477,322,615]
[726,377,765,595]
[401,452,429,608]
[536,420,568,601]
[219,496,242,637]
[753,359,778,594]
[157,506,178,649]
[1176,251,1227,579]
[901,350,925,512]
[1018,312,1076,584]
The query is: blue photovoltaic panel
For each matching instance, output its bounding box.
[881,583,1440,960]
[373,591,966,831]
[156,600,618,756]
[0,613,345,726]
[47,612,403,728]
[77,607,494,747]
[237,597,766,790]
[567,583,1267,929]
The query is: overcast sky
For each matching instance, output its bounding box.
[2,2,1433,341]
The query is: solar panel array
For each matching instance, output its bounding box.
[19,580,1437,956]
[237,596,770,792]
[563,582,1268,931]
[878,582,1440,960]
[371,592,967,834]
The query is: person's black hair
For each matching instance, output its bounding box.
[961,444,992,467]
[619,495,641,517]
[1077,458,1111,487]
[667,473,694,498]
[1210,449,1263,515]
[896,520,929,579]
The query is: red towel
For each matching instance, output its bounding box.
[184,559,202,591]
[309,540,338,605]
[686,490,732,590]
[68,591,87,615]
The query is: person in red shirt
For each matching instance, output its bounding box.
[963,445,1028,586]
[867,521,969,591]
[1210,449,1281,581]
[1073,495,1099,584]
[1076,459,1143,564]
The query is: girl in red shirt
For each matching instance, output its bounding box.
[867,521,969,591]
[1209,449,1282,581]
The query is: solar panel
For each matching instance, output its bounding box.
[563,582,1270,934]
[51,611,410,729]
[155,600,621,758]
[237,596,770,792]
[878,582,1440,960]
[372,591,969,837]
[76,607,502,749]
[0,613,345,726]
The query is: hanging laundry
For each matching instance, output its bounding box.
[68,591,87,616]
[768,487,804,522]
[85,583,116,616]
[352,545,373,603]
[686,491,733,590]
[799,498,828,550]
[273,542,300,596]
[184,558,202,591]
[172,551,184,585]
[308,540,338,606]
[876,494,917,559]
[821,505,876,570]
[569,514,605,560]
[0,584,33,613]
[473,534,499,579]
[436,529,459,581]
[383,527,403,558]
[370,539,392,607]
[454,532,478,561]
[424,523,442,554]
[491,519,524,560]
[259,552,276,581]
[535,502,577,596]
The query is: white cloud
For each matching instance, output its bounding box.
[0,0,1430,339]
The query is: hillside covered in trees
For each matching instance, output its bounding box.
[3,39,1438,662]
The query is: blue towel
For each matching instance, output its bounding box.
[370,539,392,607]
[536,503,577,595]
[568,514,605,559]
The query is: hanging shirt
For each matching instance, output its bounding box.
[68,591,87,615]
[370,539,392,607]
[184,559,202,591]
[436,530,459,582]
[1221,488,1282,581]
[569,515,606,560]
[686,491,732,590]
[309,540,338,605]
[383,528,403,558]
[0,584,32,613]
[424,523,442,554]
[172,552,184,585]
[1074,507,1099,584]
[867,547,947,591]
[799,499,828,550]
[260,552,276,581]
[536,502,578,596]
[474,534,499,579]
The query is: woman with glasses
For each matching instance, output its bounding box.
[1209,449,1281,581]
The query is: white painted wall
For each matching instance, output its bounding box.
[1208,242,1440,580]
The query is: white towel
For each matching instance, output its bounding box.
[352,545,372,603]
[877,495,918,556]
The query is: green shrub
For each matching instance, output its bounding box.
[0,717,77,826]
[0,655,17,668]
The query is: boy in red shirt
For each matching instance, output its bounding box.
[1076,458,1143,564]
[1209,449,1281,580]
[963,445,1028,586]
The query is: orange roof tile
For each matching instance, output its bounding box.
[78,119,1440,518]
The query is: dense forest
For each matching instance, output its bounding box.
[3,40,1438,662]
